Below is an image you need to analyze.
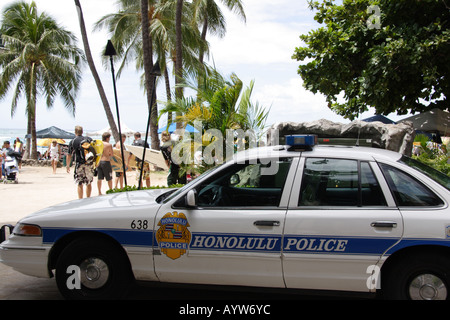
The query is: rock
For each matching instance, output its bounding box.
[22,159,63,167]
[267,118,415,156]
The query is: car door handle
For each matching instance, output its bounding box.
[254,220,280,227]
[371,221,397,228]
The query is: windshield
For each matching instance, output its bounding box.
[400,156,450,191]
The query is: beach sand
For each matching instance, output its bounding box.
[0,165,168,225]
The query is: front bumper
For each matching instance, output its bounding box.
[0,226,51,278]
[0,244,51,278]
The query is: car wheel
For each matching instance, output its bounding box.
[382,252,450,300]
[55,236,133,300]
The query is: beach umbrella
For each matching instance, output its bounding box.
[37,138,66,147]
[158,123,199,134]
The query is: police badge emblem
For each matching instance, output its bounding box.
[156,211,191,260]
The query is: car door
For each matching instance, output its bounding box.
[283,157,403,292]
[153,157,298,288]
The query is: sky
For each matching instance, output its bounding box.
[0,0,407,132]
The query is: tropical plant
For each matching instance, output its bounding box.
[0,1,84,159]
[159,69,271,174]
[413,134,450,176]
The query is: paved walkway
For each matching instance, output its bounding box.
[0,263,61,300]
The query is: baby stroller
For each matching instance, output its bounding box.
[4,150,21,184]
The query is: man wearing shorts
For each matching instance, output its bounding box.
[97,132,113,195]
[66,125,96,199]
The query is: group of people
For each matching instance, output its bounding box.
[1,138,24,180]
[66,125,183,199]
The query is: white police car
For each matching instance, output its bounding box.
[1,135,450,300]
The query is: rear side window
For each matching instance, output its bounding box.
[379,163,444,207]
[299,158,386,207]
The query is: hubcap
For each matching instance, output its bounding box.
[79,258,109,289]
[409,274,447,300]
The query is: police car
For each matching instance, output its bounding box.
[1,135,450,300]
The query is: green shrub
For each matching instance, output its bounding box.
[413,154,450,176]
[106,184,185,194]
[412,134,450,176]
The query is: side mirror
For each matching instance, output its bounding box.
[186,189,197,207]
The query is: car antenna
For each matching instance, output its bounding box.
[356,112,361,147]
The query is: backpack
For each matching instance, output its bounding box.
[74,137,96,165]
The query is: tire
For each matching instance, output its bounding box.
[382,252,450,300]
[55,236,133,300]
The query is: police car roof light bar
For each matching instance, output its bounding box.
[286,135,317,151]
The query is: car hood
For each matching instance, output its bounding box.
[19,189,173,224]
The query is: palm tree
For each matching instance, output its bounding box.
[94,0,207,144]
[152,0,207,125]
[175,0,184,107]
[159,69,270,174]
[0,1,83,159]
[192,0,246,66]
[74,0,120,143]
[140,0,158,149]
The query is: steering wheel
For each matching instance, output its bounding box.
[198,185,228,206]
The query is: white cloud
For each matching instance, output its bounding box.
[253,78,348,125]
[208,1,315,67]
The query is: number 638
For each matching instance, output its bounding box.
[130,219,149,230]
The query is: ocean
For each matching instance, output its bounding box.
[0,128,29,146]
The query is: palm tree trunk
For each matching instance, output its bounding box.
[74,0,119,142]
[164,67,172,124]
[175,0,184,129]
[140,0,159,150]
[24,108,31,159]
[29,63,38,160]
[199,17,208,66]
[30,103,37,160]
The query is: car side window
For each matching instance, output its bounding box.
[196,158,292,208]
[361,162,387,206]
[379,163,444,207]
[299,158,387,207]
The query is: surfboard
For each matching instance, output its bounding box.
[111,148,135,172]
[125,144,167,169]
[91,140,104,166]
